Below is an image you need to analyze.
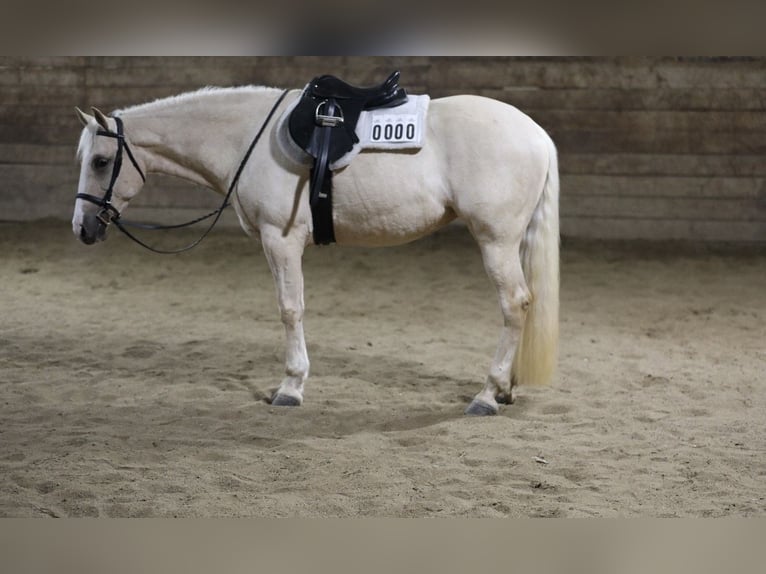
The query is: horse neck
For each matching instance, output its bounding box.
[121,88,284,193]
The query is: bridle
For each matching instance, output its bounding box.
[76,89,290,254]
[76,115,145,227]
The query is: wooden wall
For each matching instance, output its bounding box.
[1,56,764,242]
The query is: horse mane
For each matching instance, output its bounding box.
[111,85,281,116]
[76,85,282,162]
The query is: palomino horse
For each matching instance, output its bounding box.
[72,85,559,416]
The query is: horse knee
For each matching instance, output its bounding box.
[280,307,303,327]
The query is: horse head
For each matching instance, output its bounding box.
[73,107,146,245]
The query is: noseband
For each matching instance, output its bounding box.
[76,116,146,226]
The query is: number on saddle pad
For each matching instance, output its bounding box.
[371,116,417,143]
[353,94,429,151]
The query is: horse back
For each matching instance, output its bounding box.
[328,95,551,247]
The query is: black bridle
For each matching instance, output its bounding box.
[76,115,146,226]
[76,89,290,254]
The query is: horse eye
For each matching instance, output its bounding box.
[92,156,110,170]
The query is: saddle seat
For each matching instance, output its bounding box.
[309,70,405,108]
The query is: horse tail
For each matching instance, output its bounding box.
[512,133,560,387]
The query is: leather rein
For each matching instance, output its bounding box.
[76,89,290,254]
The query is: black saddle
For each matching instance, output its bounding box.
[289,70,407,167]
[288,71,408,244]
[309,71,405,105]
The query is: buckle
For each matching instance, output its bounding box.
[315,100,344,127]
[96,204,119,226]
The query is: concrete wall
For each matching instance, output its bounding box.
[1,56,764,242]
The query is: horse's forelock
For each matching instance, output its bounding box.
[76,126,94,164]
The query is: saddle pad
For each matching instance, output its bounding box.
[358,94,429,148]
[332,94,430,169]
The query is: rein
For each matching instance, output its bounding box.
[77,89,290,254]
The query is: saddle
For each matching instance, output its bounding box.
[288,70,409,244]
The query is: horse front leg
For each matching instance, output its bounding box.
[261,226,309,407]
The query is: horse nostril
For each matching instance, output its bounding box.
[79,224,96,245]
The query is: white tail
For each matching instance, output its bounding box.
[512,134,560,386]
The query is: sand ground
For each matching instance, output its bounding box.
[0,221,764,517]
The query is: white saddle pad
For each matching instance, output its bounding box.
[333,94,429,169]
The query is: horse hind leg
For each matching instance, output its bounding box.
[466,239,530,416]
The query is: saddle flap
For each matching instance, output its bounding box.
[288,96,359,163]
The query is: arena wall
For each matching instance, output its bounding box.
[1,56,763,242]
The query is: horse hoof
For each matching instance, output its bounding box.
[464,400,498,416]
[271,394,301,407]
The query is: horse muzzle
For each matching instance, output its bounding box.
[79,212,109,245]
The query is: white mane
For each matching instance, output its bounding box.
[76,85,282,162]
[112,85,281,116]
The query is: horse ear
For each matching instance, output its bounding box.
[75,107,92,126]
[91,107,110,130]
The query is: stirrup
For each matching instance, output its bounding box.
[315,100,344,127]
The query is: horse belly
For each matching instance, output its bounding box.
[330,148,455,247]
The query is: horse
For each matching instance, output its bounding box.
[72,84,560,416]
